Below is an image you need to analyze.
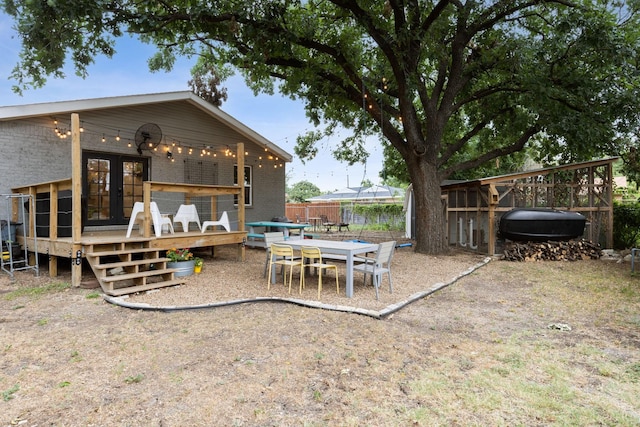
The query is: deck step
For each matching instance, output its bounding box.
[84,242,187,297]
[86,247,163,258]
[92,257,168,270]
[106,279,186,296]
[101,268,177,283]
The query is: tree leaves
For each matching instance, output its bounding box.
[5,0,640,253]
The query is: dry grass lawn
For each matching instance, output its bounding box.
[1,234,639,426]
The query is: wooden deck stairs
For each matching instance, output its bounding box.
[85,242,185,296]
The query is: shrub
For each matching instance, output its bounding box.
[613,202,640,249]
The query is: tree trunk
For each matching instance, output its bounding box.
[410,160,448,255]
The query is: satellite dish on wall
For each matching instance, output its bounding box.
[134,123,163,154]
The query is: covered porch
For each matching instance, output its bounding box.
[7,114,248,294]
[11,179,247,296]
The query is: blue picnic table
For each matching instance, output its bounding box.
[245,221,311,247]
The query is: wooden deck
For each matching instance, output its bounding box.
[17,228,247,296]
[19,228,247,257]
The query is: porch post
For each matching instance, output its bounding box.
[48,183,59,277]
[143,182,152,237]
[237,143,245,261]
[71,113,82,287]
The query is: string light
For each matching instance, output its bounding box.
[48,118,282,167]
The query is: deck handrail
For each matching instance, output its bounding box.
[139,181,245,238]
[10,178,73,240]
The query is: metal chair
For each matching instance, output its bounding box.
[353,240,396,300]
[201,211,231,232]
[267,243,303,294]
[300,246,339,299]
[173,204,201,232]
[126,201,174,238]
[319,214,336,232]
[262,231,285,277]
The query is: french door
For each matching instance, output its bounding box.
[83,151,149,226]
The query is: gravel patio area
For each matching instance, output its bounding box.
[116,232,490,317]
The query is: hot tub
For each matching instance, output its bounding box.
[498,208,586,242]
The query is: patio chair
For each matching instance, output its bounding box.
[126,201,174,238]
[300,246,339,299]
[338,221,350,232]
[267,243,303,294]
[319,214,336,232]
[173,204,201,232]
[262,231,285,278]
[353,240,396,300]
[295,214,309,224]
[201,211,231,232]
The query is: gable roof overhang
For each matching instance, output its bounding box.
[0,91,292,162]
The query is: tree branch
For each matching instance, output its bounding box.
[440,125,540,178]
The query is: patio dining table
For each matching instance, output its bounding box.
[272,238,379,298]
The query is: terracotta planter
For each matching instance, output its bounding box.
[167,260,195,277]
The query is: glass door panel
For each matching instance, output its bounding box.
[86,158,111,221]
[122,161,145,218]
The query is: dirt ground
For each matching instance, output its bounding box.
[1,232,639,426]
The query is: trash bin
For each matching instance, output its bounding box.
[0,220,20,242]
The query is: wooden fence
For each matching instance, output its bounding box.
[285,202,342,223]
[286,202,404,229]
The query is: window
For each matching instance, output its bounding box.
[234,165,252,206]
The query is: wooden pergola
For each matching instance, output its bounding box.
[441,158,616,255]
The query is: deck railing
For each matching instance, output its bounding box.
[11,178,73,240]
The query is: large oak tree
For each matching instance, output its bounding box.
[4,0,639,254]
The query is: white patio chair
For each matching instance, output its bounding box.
[201,211,231,232]
[126,201,174,238]
[353,240,396,300]
[173,204,201,232]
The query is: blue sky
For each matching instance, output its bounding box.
[0,13,383,192]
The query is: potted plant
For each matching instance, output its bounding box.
[194,257,203,274]
[166,248,195,277]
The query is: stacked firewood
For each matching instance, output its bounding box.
[502,239,602,262]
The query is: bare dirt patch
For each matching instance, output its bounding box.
[1,233,639,426]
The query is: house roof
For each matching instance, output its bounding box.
[0,91,292,161]
[307,185,405,202]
